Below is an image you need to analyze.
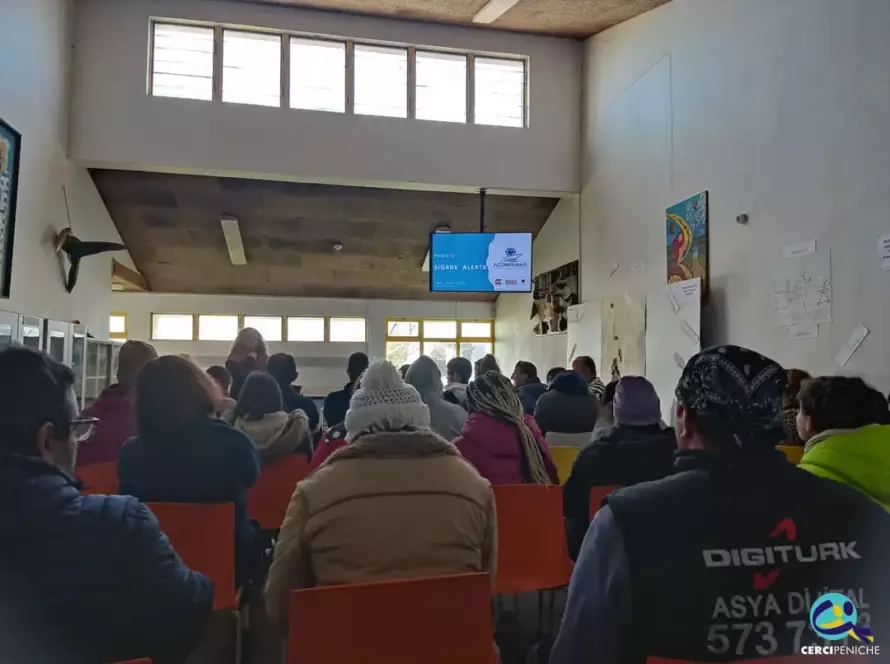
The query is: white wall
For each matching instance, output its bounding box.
[112,292,493,395]
[0,0,131,338]
[581,0,890,407]
[495,196,579,376]
[70,0,582,195]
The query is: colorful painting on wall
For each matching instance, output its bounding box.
[666,191,709,292]
[0,117,22,299]
[531,260,579,336]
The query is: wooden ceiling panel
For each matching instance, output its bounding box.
[234,0,670,36]
[91,170,558,301]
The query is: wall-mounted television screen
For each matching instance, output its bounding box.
[429,232,533,293]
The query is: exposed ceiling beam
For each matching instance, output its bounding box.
[472,0,522,24]
[220,216,247,265]
[111,259,150,292]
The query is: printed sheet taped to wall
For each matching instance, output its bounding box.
[601,294,647,381]
[770,249,832,327]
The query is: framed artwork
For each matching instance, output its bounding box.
[0,117,21,299]
[666,191,709,293]
[531,260,579,336]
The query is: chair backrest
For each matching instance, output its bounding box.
[547,444,583,485]
[777,444,804,465]
[546,432,591,449]
[492,484,573,594]
[589,485,621,521]
[77,461,119,495]
[289,573,496,664]
[247,454,310,530]
[146,502,237,610]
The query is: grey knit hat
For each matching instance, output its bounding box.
[344,360,430,441]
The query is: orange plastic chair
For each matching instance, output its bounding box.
[247,455,309,530]
[288,573,496,664]
[492,485,573,595]
[146,503,238,611]
[77,461,119,495]
[589,484,622,522]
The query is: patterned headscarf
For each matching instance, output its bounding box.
[675,345,786,451]
[467,371,551,484]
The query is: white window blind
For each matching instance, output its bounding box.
[474,57,525,127]
[222,30,281,107]
[416,51,467,123]
[354,45,407,118]
[290,38,346,113]
[151,24,215,100]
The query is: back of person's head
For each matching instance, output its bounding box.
[512,361,539,385]
[797,376,889,437]
[347,352,370,383]
[344,360,430,441]
[572,356,597,380]
[206,365,232,395]
[602,379,620,406]
[782,368,812,410]
[467,371,551,484]
[116,340,158,387]
[675,345,786,453]
[613,376,661,426]
[0,347,79,473]
[549,370,589,396]
[398,364,410,379]
[234,372,283,421]
[545,367,565,385]
[405,355,442,394]
[230,327,265,358]
[267,353,298,386]
[136,355,216,436]
[446,357,473,384]
[474,354,501,377]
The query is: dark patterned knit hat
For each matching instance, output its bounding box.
[675,345,786,450]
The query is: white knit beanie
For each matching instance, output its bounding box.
[344,360,430,441]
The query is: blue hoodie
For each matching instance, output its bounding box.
[534,371,600,435]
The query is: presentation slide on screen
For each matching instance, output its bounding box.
[430,233,533,293]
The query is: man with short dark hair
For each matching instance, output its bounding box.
[323,352,369,427]
[0,347,212,664]
[267,352,320,432]
[552,346,890,664]
[572,355,605,402]
[444,356,473,408]
[511,361,547,415]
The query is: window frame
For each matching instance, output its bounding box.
[329,317,367,343]
[150,313,196,341]
[384,318,494,361]
[286,316,327,342]
[109,313,128,341]
[220,28,284,108]
[148,21,216,101]
[196,313,241,341]
[147,19,529,127]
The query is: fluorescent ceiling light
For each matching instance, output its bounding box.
[220,215,247,265]
[473,0,521,24]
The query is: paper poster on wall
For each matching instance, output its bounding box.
[601,294,647,381]
[771,249,832,327]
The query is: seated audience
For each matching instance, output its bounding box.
[308,421,346,472]
[266,353,320,432]
[0,348,212,664]
[534,370,599,436]
[591,379,619,437]
[546,366,566,385]
[225,372,311,465]
[798,376,890,510]
[551,346,890,664]
[119,355,262,586]
[323,352,369,427]
[444,356,473,408]
[405,355,467,439]
[572,355,606,402]
[206,364,236,414]
[398,363,410,379]
[474,353,502,376]
[562,376,675,558]
[453,371,558,484]
[226,327,267,399]
[78,340,157,465]
[512,361,548,415]
[781,368,811,445]
[266,361,497,631]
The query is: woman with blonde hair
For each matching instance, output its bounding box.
[474,353,501,377]
[226,327,267,398]
[453,371,559,484]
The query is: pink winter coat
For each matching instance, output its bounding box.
[452,412,560,485]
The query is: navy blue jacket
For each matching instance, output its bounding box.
[323,384,353,428]
[0,454,212,664]
[517,381,548,415]
[279,383,320,431]
[119,418,261,584]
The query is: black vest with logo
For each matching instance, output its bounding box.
[606,450,890,662]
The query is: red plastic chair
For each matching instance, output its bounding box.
[77,461,119,495]
[288,573,496,664]
[589,484,622,521]
[492,485,573,595]
[247,455,309,530]
[146,503,238,611]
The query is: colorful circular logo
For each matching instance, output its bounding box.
[810,593,862,642]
